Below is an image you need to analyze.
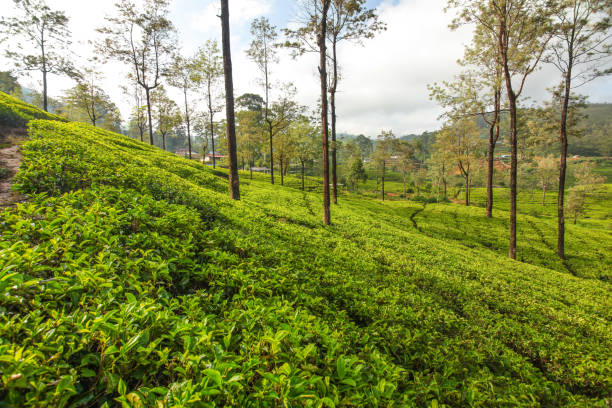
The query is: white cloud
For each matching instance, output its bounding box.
[188,0,271,37]
[265,0,474,136]
[319,0,472,136]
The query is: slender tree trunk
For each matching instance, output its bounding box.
[208,81,216,169]
[90,84,97,126]
[500,16,518,260]
[250,160,253,179]
[465,175,469,206]
[280,157,284,186]
[162,133,166,151]
[221,0,240,200]
[468,175,472,205]
[301,160,305,191]
[43,69,49,112]
[381,162,385,201]
[442,163,447,198]
[443,177,447,199]
[41,38,48,112]
[319,0,331,225]
[268,123,274,184]
[330,41,338,205]
[486,89,501,218]
[145,88,154,145]
[542,184,546,206]
[210,117,215,168]
[403,171,406,198]
[184,87,192,159]
[558,56,573,259]
[507,91,518,259]
[263,34,274,185]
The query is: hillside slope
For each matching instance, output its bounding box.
[0,94,611,407]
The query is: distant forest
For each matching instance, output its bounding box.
[341,102,612,158]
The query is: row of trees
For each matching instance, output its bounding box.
[2,0,608,236]
[1,0,241,198]
[430,0,610,259]
[1,0,387,221]
[244,0,385,223]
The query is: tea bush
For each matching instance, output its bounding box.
[0,107,611,407]
[0,91,66,128]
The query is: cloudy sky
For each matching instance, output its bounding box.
[2,0,611,137]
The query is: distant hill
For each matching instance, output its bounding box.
[484,103,611,157]
[574,103,612,156]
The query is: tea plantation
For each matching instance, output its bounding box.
[0,94,611,407]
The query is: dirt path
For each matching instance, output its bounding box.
[0,144,24,208]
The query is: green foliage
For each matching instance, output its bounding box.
[60,79,122,132]
[0,71,23,99]
[1,107,611,406]
[575,104,612,156]
[0,91,66,127]
[346,157,367,190]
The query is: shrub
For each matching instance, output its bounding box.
[0,91,66,127]
[1,111,610,406]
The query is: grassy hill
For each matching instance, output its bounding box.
[1,92,611,407]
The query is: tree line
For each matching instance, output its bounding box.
[1,0,387,224]
[1,0,610,258]
[430,0,610,259]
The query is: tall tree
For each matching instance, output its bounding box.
[546,0,611,258]
[62,81,122,131]
[430,68,502,214]
[167,52,199,159]
[151,86,182,151]
[236,93,264,112]
[275,126,296,186]
[323,0,386,204]
[235,93,265,178]
[293,117,319,191]
[280,0,331,221]
[270,91,298,181]
[432,21,505,217]
[220,0,240,200]
[373,130,395,201]
[346,155,367,191]
[428,149,450,201]
[236,110,264,179]
[463,28,504,217]
[319,0,332,224]
[0,0,79,112]
[194,40,224,168]
[247,17,279,184]
[448,0,552,259]
[535,156,558,206]
[62,65,115,128]
[97,0,175,146]
[436,119,484,206]
[283,0,384,204]
[566,160,604,224]
[395,139,415,199]
[122,77,148,142]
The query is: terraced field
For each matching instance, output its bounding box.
[0,92,611,407]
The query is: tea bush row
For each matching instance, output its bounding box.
[1,114,611,406]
